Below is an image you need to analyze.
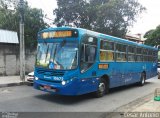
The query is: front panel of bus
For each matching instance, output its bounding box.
[34,29,81,95]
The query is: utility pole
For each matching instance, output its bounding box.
[19,0,25,82]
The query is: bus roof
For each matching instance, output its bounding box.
[39,27,157,51]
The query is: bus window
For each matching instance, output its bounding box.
[153,50,158,62]
[158,50,160,62]
[116,44,127,62]
[128,46,135,62]
[143,49,148,62]
[36,41,78,69]
[147,50,157,62]
[85,45,96,62]
[80,36,97,73]
[100,51,114,61]
[100,40,114,62]
[136,48,143,62]
[100,40,114,50]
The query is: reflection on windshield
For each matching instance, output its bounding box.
[158,51,160,62]
[36,40,78,70]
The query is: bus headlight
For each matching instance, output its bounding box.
[62,81,66,85]
[61,77,77,85]
[35,77,39,80]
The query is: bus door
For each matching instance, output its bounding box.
[79,35,99,94]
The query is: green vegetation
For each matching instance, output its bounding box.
[0,0,48,50]
[54,0,145,38]
[144,25,160,47]
[0,0,147,48]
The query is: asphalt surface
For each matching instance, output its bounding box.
[0,76,159,112]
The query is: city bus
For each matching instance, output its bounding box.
[34,27,158,97]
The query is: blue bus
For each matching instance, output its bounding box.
[34,27,158,97]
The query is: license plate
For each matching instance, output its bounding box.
[40,85,57,92]
[44,85,51,90]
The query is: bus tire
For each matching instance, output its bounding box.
[94,78,109,98]
[138,73,146,86]
[158,72,160,79]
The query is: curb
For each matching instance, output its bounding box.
[0,82,29,88]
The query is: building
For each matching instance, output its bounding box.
[0,29,35,76]
[125,33,145,44]
[0,29,19,75]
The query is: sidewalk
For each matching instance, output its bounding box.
[0,76,28,88]
[133,98,160,112]
[115,92,160,112]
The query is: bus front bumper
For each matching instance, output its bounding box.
[33,79,80,95]
[34,76,99,96]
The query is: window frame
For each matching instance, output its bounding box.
[115,43,127,62]
[135,47,143,62]
[99,39,115,62]
[127,45,136,62]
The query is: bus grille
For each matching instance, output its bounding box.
[37,69,65,76]
[39,78,61,83]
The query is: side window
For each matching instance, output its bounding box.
[152,50,157,62]
[136,48,143,62]
[85,45,96,62]
[128,46,135,62]
[115,43,127,62]
[80,36,97,73]
[100,40,114,62]
[143,48,148,62]
[148,50,153,62]
[100,40,114,50]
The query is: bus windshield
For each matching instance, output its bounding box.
[36,40,78,70]
[158,50,160,62]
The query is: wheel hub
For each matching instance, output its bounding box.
[99,83,105,93]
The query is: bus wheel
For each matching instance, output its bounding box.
[138,73,146,86]
[94,78,108,98]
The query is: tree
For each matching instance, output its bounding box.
[23,3,48,49]
[53,0,145,38]
[0,0,19,31]
[144,25,160,46]
[0,0,48,50]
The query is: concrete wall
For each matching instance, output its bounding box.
[0,43,36,76]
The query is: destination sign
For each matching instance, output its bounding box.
[41,30,78,39]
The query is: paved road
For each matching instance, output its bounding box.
[0,76,159,112]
